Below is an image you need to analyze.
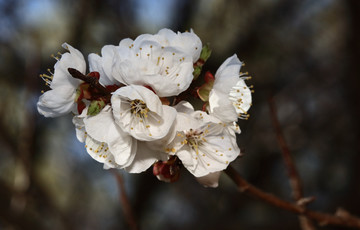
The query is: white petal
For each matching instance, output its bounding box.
[125,141,166,173]
[213,54,242,94]
[119,38,134,49]
[85,135,118,169]
[88,53,108,83]
[155,28,176,45]
[83,105,137,167]
[156,28,202,61]
[112,58,137,85]
[209,89,238,123]
[107,124,137,167]
[173,112,201,134]
[88,45,123,86]
[172,30,202,61]
[132,33,160,47]
[37,86,76,117]
[83,106,113,142]
[175,145,195,170]
[143,61,194,97]
[229,79,252,114]
[112,43,194,97]
[50,43,85,89]
[101,45,122,85]
[50,66,81,89]
[72,109,88,143]
[145,105,177,141]
[173,101,194,114]
[196,171,221,188]
[229,122,241,134]
[62,43,86,73]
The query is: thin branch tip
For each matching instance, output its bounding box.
[225,165,360,229]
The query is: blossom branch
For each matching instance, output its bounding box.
[68,68,110,95]
[269,98,316,230]
[111,170,139,230]
[269,98,303,200]
[225,166,360,229]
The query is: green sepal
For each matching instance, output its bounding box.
[193,44,212,80]
[193,66,202,79]
[87,100,106,116]
[200,43,212,62]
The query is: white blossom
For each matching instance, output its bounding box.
[74,104,165,173]
[152,28,202,61]
[37,29,253,185]
[111,29,202,97]
[37,43,85,117]
[111,85,177,141]
[165,102,240,177]
[209,54,252,123]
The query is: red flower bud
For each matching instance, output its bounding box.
[87,71,100,79]
[153,156,181,183]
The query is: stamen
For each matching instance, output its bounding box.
[50,54,59,60]
[39,73,53,85]
[129,99,154,135]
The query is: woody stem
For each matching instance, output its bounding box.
[68,68,110,95]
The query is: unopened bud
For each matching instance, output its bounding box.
[87,71,100,80]
[153,156,181,183]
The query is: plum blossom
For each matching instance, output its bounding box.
[111,85,177,141]
[209,54,252,123]
[37,28,253,188]
[150,28,202,61]
[37,43,85,117]
[111,29,202,97]
[164,102,240,177]
[74,104,167,173]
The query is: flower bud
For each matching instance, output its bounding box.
[153,156,181,183]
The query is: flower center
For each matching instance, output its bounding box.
[185,129,204,155]
[130,99,149,119]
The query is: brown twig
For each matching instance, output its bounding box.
[225,166,360,229]
[269,98,316,230]
[68,68,110,95]
[111,169,139,230]
[269,97,303,200]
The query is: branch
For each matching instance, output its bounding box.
[68,68,110,95]
[111,170,139,230]
[269,98,303,200]
[269,98,316,230]
[225,166,360,229]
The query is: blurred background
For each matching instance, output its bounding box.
[1,0,360,229]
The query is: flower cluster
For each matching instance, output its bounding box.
[37,29,252,187]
